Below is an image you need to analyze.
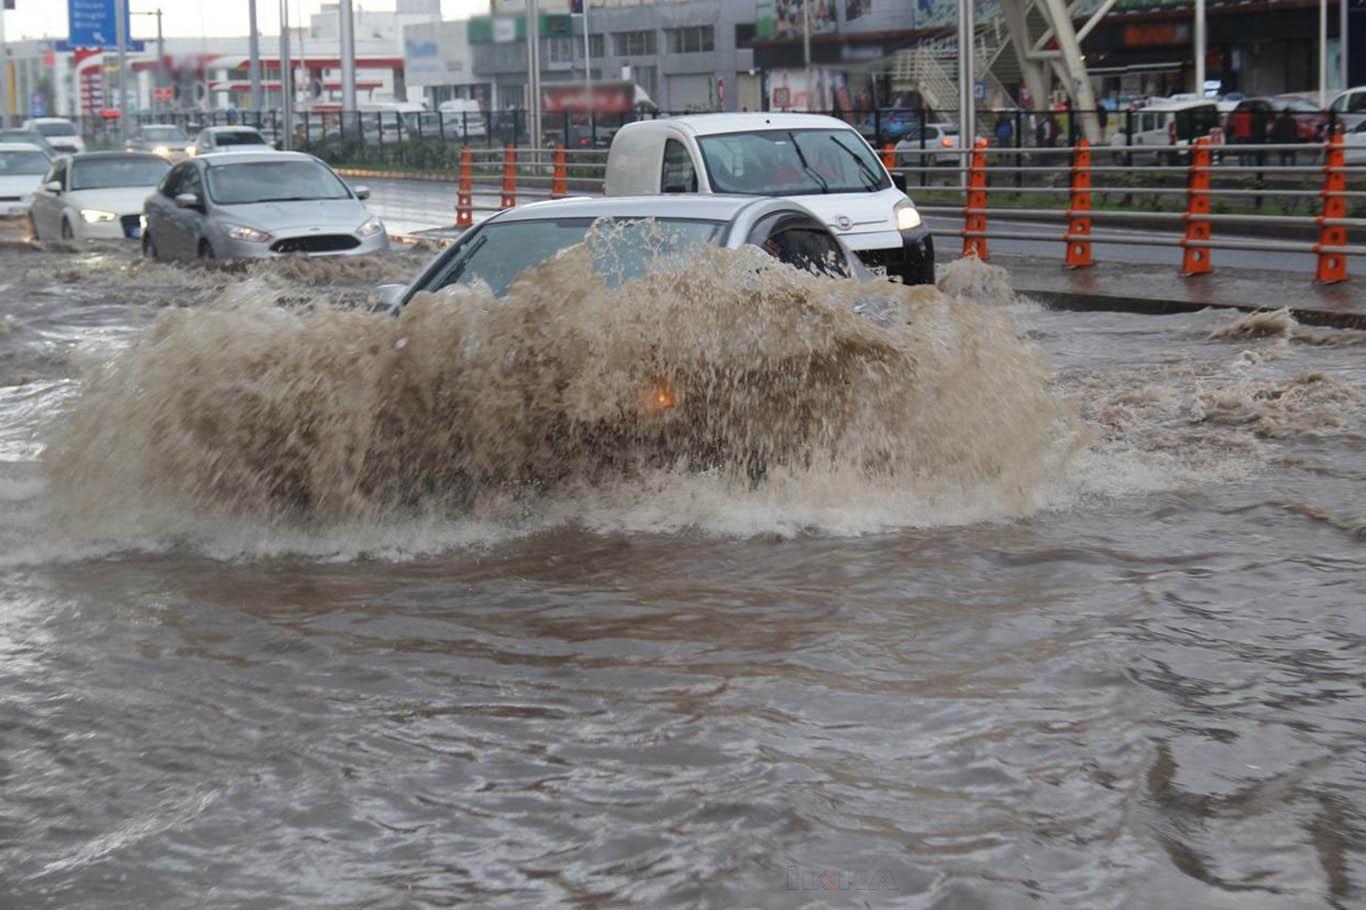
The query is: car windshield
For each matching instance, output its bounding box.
[215,130,267,146]
[696,129,890,196]
[205,160,351,204]
[434,217,725,298]
[34,121,76,137]
[140,127,187,142]
[0,149,52,175]
[70,156,170,190]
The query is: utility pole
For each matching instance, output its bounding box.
[1319,0,1328,107]
[1194,0,1206,94]
[280,0,293,148]
[116,0,129,140]
[155,10,165,110]
[0,0,10,129]
[1342,0,1350,95]
[579,0,591,115]
[249,0,263,112]
[339,0,357,111]
[802,0,812,109]
[527,0,541,146]
[958,0,975,151]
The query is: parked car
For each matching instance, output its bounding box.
[1344,119,1366,164]
[604,113,934,285]
[1328,86,1366,132]
[893,123,960,168]
[0,143,54,218]
[190,126,275,156]
[437,99,489,139]
[1110,99,1221,161]
[126,124,192,160]
[28,152,170,243]
[856,108,926,144]
[141,151,386,260]
[21,117,84,154]
[0,129,55,158]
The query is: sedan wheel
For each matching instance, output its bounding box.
[28,213,40,243]
[60,218,74,242]
[197,239,214,260]
[142,231,157,259]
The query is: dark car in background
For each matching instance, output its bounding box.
[126,124,192,160]
[857,109,927,144]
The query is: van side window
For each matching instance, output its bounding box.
[661,139,698,193]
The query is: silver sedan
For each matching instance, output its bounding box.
[141,150,388,260]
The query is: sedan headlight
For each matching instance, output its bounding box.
[894,199,922,232]
[80,208,117,223]
[356,216,384,238]
[225,223,271,243]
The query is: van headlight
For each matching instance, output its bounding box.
[356,216,384,238]
[894,199,922,231]
[80,209,117,223]
[225,223,271,243]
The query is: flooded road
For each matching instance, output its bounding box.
[1,236,1363,909]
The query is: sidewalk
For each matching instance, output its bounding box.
[994,253,1366,329]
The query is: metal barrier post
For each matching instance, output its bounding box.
[963,138,990,261]
[500,144,517,209]
[457,147,474,227]
[1180,137,1214,276]
[1066,139,1094,269]
[1316,129,1349,284]
[552,144,567,197]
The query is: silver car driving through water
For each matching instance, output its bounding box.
[141,151,387,260]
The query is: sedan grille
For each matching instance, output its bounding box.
[270,234,361,254]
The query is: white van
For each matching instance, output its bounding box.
[1109,99,1221,160]
[438,98,488,139]
[604,113,934,285]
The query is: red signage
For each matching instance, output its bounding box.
[153,87,173,102]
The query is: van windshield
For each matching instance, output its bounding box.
[696,129,891,196]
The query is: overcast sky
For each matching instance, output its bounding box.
[6,0,489,41]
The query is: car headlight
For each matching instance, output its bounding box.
[80,209,117,223]
[225,223,271,243]
[356,216,384,238]
[894,200,922,232]
[153,145,170,157]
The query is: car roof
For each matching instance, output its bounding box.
[68,151,165,160]
[203,125,264,132]
[28,117,73,123]
[1140,99,1218,111]
[197,150,312,166]
[0,142,47,152]
[491,194,771,223]
[629,112,856,137]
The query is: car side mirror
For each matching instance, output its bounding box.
[890,172,907,192]
[370,283,407,314]
[45,180,62,194]
[353,185,371,201]
[174,192,202,209]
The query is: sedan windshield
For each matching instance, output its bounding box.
[205,160,351,204]
[0,149,52,175]
[215,130,267,146]
[697,129,891,196]
[70,156,170,190]
[34,121,76,138]
[432,217,724,298]
[139,127,188,142]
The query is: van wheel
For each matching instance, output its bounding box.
[198,239,214,260]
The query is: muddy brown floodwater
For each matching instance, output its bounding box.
[1,233,1363,909]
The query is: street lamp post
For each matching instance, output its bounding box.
[249,0,263,112]
[115,0,129,140]
[339,0,357,112]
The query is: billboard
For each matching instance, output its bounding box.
[757,0,838,39]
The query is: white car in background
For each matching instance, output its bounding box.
[28,152,170,243]
[190,126,276,156]
[22,117,84,154]
[1345,120,1366,165]
[1328,86,1366,133]
[0,142,54,217]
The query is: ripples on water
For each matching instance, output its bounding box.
[1,238,1363,908]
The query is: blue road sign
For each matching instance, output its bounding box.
[54,39,146,52]
[67,0,132,50]
[30,92,47,117]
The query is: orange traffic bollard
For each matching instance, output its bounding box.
[456,146,473,228]
[881,143,895,171]
[500,144,517,209]
[1065,139,1094,269]
[1180,137,1213,277]
[1315,128,1349,284]
[551,145,568,198]
[962,138,989,261]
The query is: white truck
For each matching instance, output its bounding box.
[603,113,934,285]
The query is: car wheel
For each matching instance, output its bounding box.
[60,218,74,242]
[197,239,214,260]
[142,231,157,259]
[28,213,40,243]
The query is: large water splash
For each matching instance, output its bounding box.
[44,235,1081,537]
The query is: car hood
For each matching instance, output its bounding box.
[66,187,157,214]
[217,198,369,233]
[784,187,905,236]
[0,174,43,196]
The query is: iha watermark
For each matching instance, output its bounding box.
[786,866,900,892]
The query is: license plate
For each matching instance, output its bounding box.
[125,225,141,239]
